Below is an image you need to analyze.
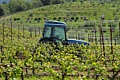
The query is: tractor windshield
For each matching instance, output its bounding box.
[43,26,66,41]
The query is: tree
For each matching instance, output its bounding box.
[32,0,43,8]
[8,0,27,13]
[0,4,10,16]
[41,0,52,5]
[25,1,33,10]
[52,0,63,4]
[72,0,77,2]
[2,1,7,4]
[0,5,4,16]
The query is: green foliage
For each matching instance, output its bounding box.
[0,41,120,80]
[0,4,10,16]
[0,5,4,16]
[52,0,63,4]
[25,1,33,10]
[8,0,28,13]
[0,0,120,18]
[32,0,43,8]
[0,1,120,79]
[83,21,96,27]
[41,0,52,5]
[28,11,34,17]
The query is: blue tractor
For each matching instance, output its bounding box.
[39,20,89,45]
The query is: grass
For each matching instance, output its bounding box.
[0,1,120,28]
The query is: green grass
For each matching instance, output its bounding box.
[0,1,120,28]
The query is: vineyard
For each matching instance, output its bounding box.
[0,32,120,80]
[0,1,120,80]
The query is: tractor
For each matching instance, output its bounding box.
[39,20,89,45]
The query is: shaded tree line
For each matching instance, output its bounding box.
[0,0,119,16]
[0,0,77,16]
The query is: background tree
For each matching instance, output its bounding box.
[52,0,64,4]
[2,1,7,4]
[0,5,4,16]
[8,0,27,13]
[32,0,43,8]
[41,0,52,5]
[25,1,33,10]
[0,4,10,16]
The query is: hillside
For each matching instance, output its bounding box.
[0,1,120,80]
[1,1,120,28]
[0,1,120,43]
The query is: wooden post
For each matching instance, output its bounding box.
[89,33,91,42]
[2,23,5,45]
[99,26,105,56]
[30,28,32,37]
[90,33,92,42]
[92,33,94,42]
[78,33,80,40]
[23,25,24,38]
[110,25,113,54]
[39,27,40,35]
[88,33,90,42]
[99,27,102,45]
[114,38,117,45]
[92,29,97,45]
[10,22,12,42]
[110,25,114,75]
[119,22,120,37]
[119,22,120,38]
[1,46,3,63]
[94,30,97,45]
[35,28,36,37]
[18,25,20,39]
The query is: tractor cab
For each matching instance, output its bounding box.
[39,20,68,45]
